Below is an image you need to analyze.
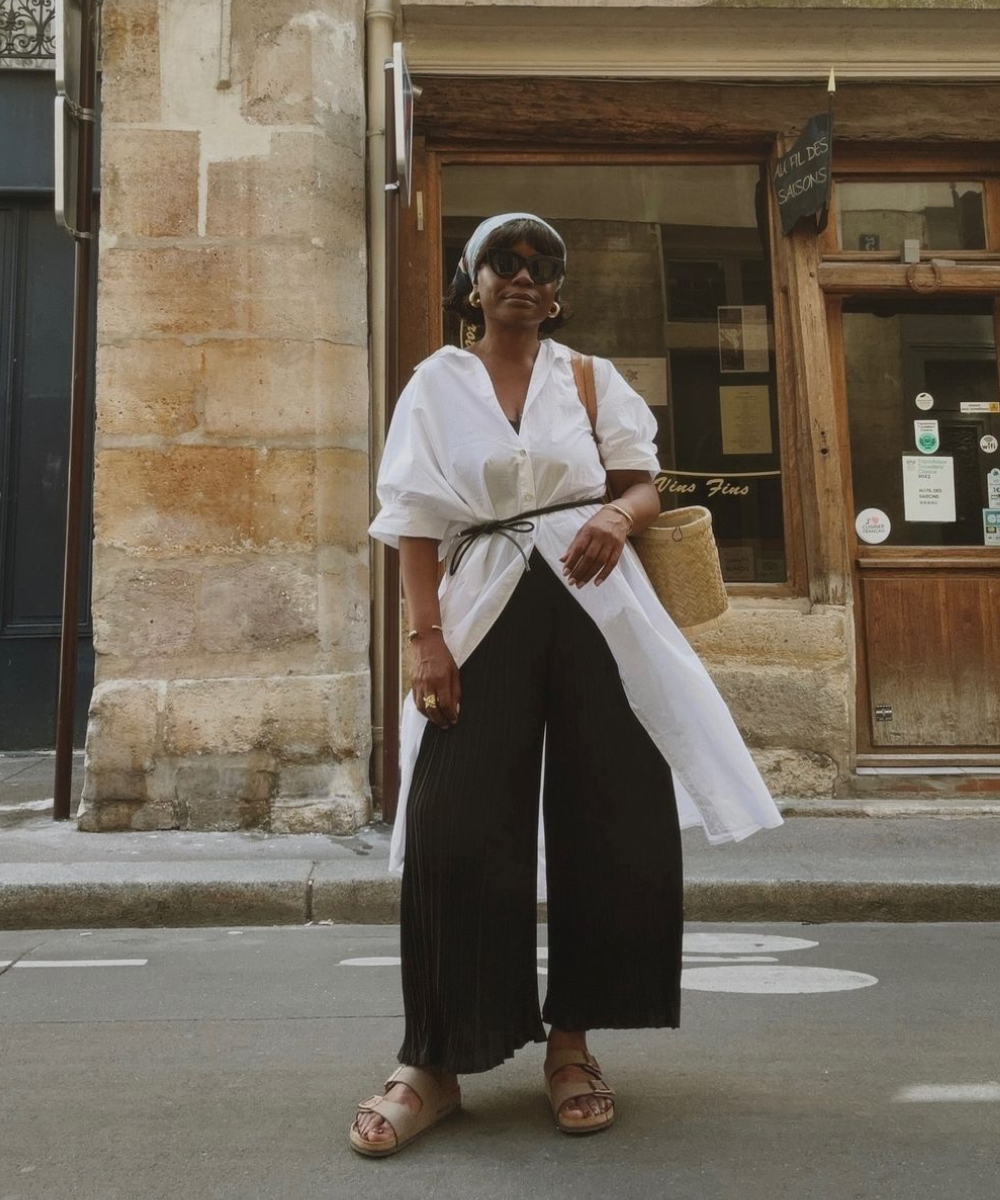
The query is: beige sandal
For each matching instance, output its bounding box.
[544,1048,616,1135]
[349,1065,461,1158]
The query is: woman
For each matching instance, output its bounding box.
[352,213,783,1156]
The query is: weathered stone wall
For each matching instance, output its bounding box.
[79,0,371,833]
[695,605,853,798]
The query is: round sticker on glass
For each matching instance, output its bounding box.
[915,392,934,411]
[856,508,891,545]
[981,434,998,454]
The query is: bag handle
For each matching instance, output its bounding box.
[570,351,599,442]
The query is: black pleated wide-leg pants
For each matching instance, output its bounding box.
[399,550,684,1075]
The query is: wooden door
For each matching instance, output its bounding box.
[835,290,1000,761]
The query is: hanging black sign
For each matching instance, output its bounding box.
[773,112,833,236]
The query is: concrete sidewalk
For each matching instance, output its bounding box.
[3,751,1000,928]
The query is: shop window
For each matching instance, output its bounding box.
[441,163,786,585]
[834,180,987,253]
[844,297,1000,547]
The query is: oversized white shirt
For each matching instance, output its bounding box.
[369,339,783,887]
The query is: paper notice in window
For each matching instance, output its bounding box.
[718,305,770,374]
[610,358,669,408]
[902,455,956,523]
[720,385,773,456]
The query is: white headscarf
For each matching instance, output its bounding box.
[458,212,566,283]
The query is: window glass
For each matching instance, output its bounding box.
[844,297,1000,547]
[441,163,786,584]
[836,181,987,252]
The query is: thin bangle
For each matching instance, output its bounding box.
[603,502,634,532]
[406,624,443,642]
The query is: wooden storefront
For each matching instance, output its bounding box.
[388,64,1000,797]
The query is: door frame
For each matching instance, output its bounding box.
[821,144,1000,765]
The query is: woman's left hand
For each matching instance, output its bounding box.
[560,507,630,587]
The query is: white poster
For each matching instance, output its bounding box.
[611,358,669,409]
[988,469,1000,508]
[984,510,1000,546]
[902,455,956,523]
[720,385,773,455]
[961,401,1000,414]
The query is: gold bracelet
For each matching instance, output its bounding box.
[603,502,634,532]
[406,624,443,642]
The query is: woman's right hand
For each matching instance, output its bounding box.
[410,632,461,729]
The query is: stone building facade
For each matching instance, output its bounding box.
[4,0,998,834]
[78,0,373,832]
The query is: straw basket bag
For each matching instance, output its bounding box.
[630,506,729,636]
[570,352,729,636]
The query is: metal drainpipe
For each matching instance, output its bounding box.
[365,0,397,815]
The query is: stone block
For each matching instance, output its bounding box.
[91,559,199,657]
[101,129,199,238]
[269,780,370,836]
[99,245,364,344]
[173,758,276,830]
[318,550,370,663]
[317,448,369,551]
[707,661,851,758]
[248,245,367,344]
[164,676,331,759]
[83,680,160,774]
[99,246,249,340]
[201,339,367,442]
[328,671,372,760]
[233,2,365,146]
[94,446,315,553]
[751,748,841,799]
[100,0,161,124]
[96,340,201,437]
[206,133,363,246]
[695,606,847,666]
[199,561,317,653]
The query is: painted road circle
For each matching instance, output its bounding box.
[683,933,818,954]
[681,966,878,994]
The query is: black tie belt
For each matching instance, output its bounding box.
[448,496,607,576]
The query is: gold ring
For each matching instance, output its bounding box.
[423,693,438,710]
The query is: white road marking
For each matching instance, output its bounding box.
[339,956,401,967]
[683,933,818,954]
[0,798,53,811]
[681,966,878,994]
[12,959,149,969]
[894,1084,1000,1103]
[0,961,11,968]
[682,955,780,964]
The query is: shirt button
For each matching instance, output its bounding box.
[525,492,535,502]
[517,448,527,458]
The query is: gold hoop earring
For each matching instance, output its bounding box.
[548,301,562,319]
[469,291,482,309]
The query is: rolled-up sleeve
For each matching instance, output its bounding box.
[368,376,465,551]
[592,356,661,474]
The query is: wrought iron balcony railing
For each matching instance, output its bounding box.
[1,0,55,67]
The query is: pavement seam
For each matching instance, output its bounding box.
[0,941,44,976]
[305,861,317,923]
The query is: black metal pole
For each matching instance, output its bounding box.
[381,58,401,822]
[53,0,97,821]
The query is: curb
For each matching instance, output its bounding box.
[3,868,999,929]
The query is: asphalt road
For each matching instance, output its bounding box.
[2,922,999,1200]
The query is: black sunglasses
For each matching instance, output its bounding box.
[483,248,564,285]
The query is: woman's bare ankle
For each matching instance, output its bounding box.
[546,1026,589,1053]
